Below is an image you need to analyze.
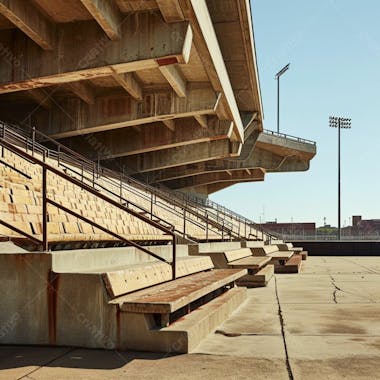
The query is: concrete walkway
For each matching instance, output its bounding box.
[1,256,380,379]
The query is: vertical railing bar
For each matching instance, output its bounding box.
[172,236,177,280]
[32,126,35,157]
[183,208,186,238]
[42,165,48,251]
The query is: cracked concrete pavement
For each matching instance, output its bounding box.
[2,256,380,379]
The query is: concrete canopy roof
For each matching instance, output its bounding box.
[0,0,314,196]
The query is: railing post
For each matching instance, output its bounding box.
[42,166,48,251]
[206,213,209,242]
[183,208,186,238]
[31,126,36,157]
[97,153,100,179]
[1,124,4,158]
[119,173,123,202]
[92,162,95,187]
[150,192,154,219]
[172,236,177,280]
[222,220,224,240]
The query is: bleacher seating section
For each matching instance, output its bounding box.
[0,126,308,354]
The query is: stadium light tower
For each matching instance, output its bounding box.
[329,116,352,240]
[275,63,290,133]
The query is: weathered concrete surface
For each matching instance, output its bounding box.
[52,244,188,273]
[2,256,380,379]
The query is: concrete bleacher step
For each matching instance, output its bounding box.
[276,243,307,259]
[102,256,214,298]
[275,253,302,274]
[244,241,265,248]
[110,269,247,315]
[228,256,271,272]
[115,286,247,353]
[236,264,274,288]
[195,248,252,269]
[148,287,247,353]
[251,244,279,256]
[108,268,247,353]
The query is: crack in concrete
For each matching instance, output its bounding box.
[17,347,75,380]
[274,275,294,380]
[214,330,278,337]
[330,275,342,304]
[329,274,377,304]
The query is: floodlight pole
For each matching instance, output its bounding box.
[330,116,351,240]
[338,118,341,240]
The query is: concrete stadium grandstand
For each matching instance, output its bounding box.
[0,0,315,355]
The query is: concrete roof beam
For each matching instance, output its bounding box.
[0,13,192,94]
[80,0,122,41]
[122,139,242,174]
[39,86,221,139]
[0,0,55,50]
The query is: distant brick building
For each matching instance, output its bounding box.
[343,216,380,236]
[260,222,316,236]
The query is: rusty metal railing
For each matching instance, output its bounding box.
[0,137,177,279]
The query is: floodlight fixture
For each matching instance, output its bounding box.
[275,63,290,133]
[275,63,290,79]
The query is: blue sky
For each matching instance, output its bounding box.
[210,0,380,227]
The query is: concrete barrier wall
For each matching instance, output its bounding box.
[243,241,265,248]
[291,241,380,256]
[0,254,52,345]
[198,241,242,253]
[52,245,189,273]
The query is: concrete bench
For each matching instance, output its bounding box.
[110,268,247,326]
[277,242,304,252]
[196,248,252,268]
[275,253,303,274]
[228,256,271,272]
[244,241,265,248]
[276,243,308,260]
[192,248,274,287]
[251,244,279,256]
[237,264,274,288]
[103,256,214,298]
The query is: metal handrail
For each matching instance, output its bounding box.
[1,121,251,241]
[0,137,177,279]
[177,191,278,241]
[263,129,316,146]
